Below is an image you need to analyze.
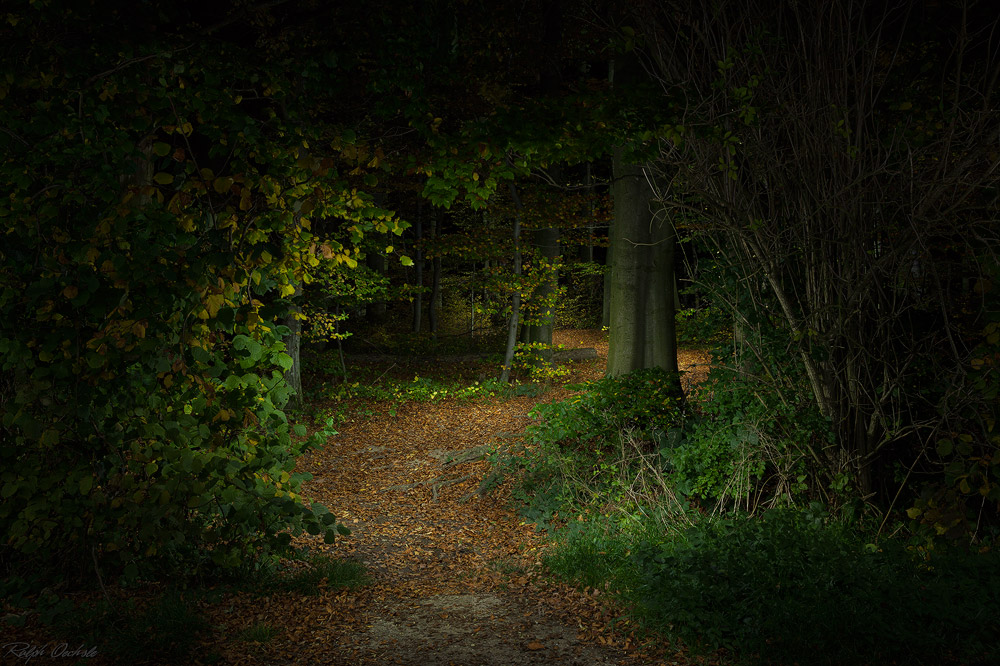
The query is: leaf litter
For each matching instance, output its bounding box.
[192,329,718,665]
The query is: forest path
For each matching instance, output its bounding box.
[209,330,712,665]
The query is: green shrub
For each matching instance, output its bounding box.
[675,306,729,346]
[662,365,831,509]
[633,511,1000,665]
[526,367,686,452]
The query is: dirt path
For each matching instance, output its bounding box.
[204,331,712,665]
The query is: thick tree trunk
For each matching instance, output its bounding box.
[606,147,679,379]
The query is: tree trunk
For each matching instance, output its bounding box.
[412,204,424,334]
[283,284,304,410]
[579,161,595,263]
[429,210,442,337]
[606,146,679,380]
[499,182,524,383]
[365,246,387,324]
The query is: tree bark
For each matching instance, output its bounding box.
[606,147,679,379]
[283,283,303,410]
[428,210,442,336]
[412,203,424,334]
[499,182,524,383]
[365,247,387,325]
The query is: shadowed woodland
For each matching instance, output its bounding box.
[2,1,999,664]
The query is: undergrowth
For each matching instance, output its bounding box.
[2,551,367,664]
[491,366,1000,666]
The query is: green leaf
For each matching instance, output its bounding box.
[152,142,171,157]
[936,439,953,456]
[275,353,293,372]
[400,256,414,266]
[79,476,93,495]
[39,428,59,446]
[153,172,174,185]
[191,346,211,364]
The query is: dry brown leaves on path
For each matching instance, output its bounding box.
[192,330,718,665]
[184,330,717,666]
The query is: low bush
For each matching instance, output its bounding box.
[525,367,686,452]
[633,511,1000,665]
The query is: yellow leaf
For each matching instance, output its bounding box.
[205,293,225,318]
[152,142,171,157]
[62,285,78,299]
[179,215,196,232]
[179,122,194,136]
[153,172,174,185]
[279,283,296,297]
[385,245,394,253]
[213,176,234,194]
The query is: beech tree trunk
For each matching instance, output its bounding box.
[606,146,679,379]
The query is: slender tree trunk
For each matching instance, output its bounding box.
[428,210,442,336]
[499,182,524,383]
[365,245,387,324]
[580,161,595,263]
[412,203,424,334]
[283,284,303,410]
